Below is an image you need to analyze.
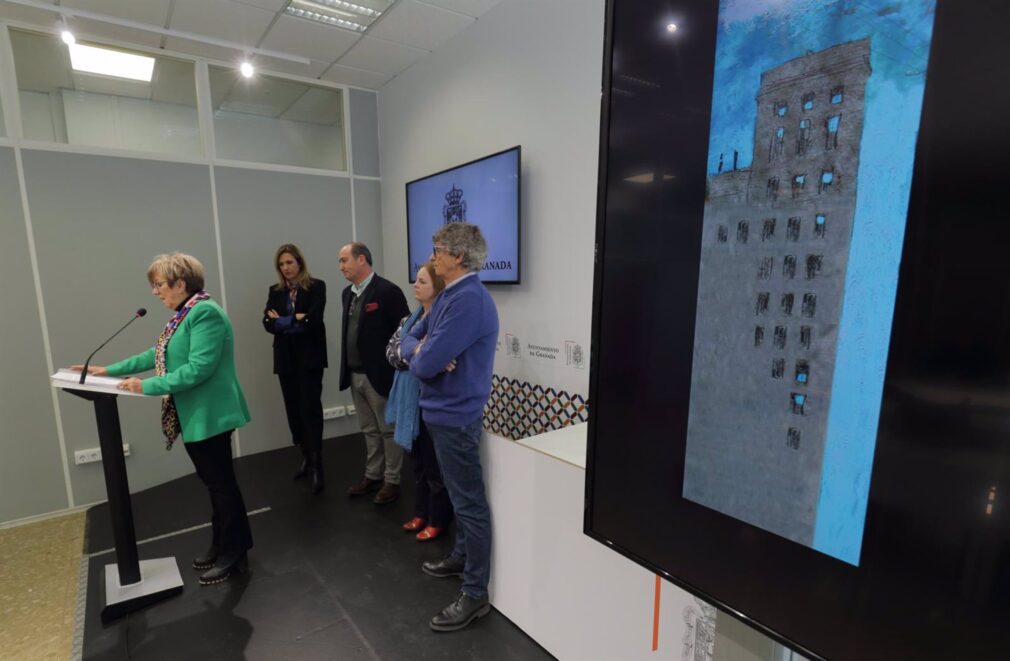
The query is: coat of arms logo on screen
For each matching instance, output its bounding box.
[442,185,467,224]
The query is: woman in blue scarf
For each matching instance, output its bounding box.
[385,262,453,541]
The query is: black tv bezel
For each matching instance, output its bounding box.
[404,145,522,286]
[582,1,824,658]
[582,0,1010,659]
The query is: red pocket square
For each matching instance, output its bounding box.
[365,302,379,312]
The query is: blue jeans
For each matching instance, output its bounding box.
[426,419,491,600]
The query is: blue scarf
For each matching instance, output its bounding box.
[385,307,424,451]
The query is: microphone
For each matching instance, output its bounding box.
[79,308,147,384]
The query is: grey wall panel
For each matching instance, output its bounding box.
[213,167,359,457]
[349,89,380,178]
[353,178,384,275]
[0,147,69,522]
[21,150,219,506]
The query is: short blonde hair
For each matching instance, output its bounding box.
[147,253,205,295]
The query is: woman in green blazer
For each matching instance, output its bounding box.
[74,253,253,585]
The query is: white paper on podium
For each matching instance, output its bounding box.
[51,369,147,397]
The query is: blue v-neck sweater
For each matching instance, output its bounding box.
[400,274,499,427]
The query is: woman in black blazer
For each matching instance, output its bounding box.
[263,244,328,493]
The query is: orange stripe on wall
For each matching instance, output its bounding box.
[652,574,661,651]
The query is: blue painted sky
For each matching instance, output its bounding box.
[708,0,936,174]
[705,0,937,565]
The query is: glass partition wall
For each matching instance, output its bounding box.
[2,25,347,170]
[210,65,345,170]
[10,29,201,156]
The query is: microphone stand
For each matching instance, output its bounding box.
[80,314,143,384]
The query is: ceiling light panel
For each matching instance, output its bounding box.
[69,43,155,82]
[284,0,390,32]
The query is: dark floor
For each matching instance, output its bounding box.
[82,434,554,660]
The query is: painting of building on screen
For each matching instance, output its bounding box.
[683,0,936,565]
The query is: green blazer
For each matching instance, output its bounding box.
[107,299,251,443]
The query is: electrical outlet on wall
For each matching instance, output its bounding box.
[346,404,356,415]
[74,448,101,465]
[322,406,346,420]
[74,445,131,465]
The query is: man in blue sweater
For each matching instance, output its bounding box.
[398,222,499,632]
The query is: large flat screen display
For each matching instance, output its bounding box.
[405,146,520,284]
[586,0,1010,658]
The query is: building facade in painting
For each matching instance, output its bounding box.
[684,40,871,548]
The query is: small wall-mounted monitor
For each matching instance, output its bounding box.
[406,146,521,284]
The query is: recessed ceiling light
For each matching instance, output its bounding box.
[666,23,678,33]
[69,43,155,82]
[285,0,380,32]
[60,29,76,45]
[240,61,255,78]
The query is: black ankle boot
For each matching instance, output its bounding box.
[199,553,248,585]
[293,446,309,480]
[192,546,218,570]
[310,452,324,494]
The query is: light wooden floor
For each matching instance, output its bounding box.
[0,512,85,661]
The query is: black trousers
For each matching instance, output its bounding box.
[413,421,453,528]
[278,370,324,454]
[185,431,253,557]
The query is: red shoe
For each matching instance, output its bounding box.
[416,526,442,542]
[403,517,425,532]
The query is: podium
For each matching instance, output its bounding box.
[51,370,184,622]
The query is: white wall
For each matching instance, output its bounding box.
[485,427,710,661]
[378,0,603,401]
[375,1,710,658]
[375,4,798,659]
[0,21,380,522]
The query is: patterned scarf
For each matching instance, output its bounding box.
[156,290,210,449]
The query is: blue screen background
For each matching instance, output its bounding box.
[407,148,520,283]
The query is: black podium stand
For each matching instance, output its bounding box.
[52,371,183,622]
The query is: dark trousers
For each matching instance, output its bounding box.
[185,431,253,557]
[278,370,324,453]
[427,419,491,600]
[413,421,453,528]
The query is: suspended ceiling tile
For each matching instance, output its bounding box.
[320,64,391,90]
[257,55,331,80]
[170,0,276,47]
[71,18,163,49]
[62,0,172,25]
[229,0,289,10]
[368,0,473,52]
[336,36,427,76]
[259,14,361,64]
[412,0,501,18]
[163,36,244,66]
[0,0,59,26]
